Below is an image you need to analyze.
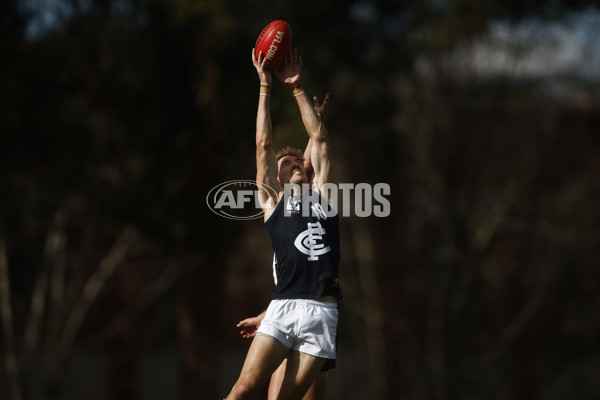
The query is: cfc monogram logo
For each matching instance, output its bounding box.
[294,221,331,261]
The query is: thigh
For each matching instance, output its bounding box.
[302,372,327,400]
[237,334,289,389]
[278,350,326,400]
[268,359,287,400]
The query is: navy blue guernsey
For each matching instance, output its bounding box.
[265,191,342,300]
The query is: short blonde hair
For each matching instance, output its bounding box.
[275,146,304,162]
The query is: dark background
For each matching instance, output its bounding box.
[1,0,599,399]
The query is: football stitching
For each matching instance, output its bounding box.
[256,22,275,48]
[255,21,290,67]
[256,23,276,50]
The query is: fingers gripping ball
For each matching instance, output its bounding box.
[254,20,292,69]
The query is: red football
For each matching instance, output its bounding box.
[254,20,292,69]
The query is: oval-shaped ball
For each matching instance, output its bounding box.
[254,20,292,69]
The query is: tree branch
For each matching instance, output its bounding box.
[53,225,138,379]
[0,238,24,400]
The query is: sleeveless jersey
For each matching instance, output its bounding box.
[265,191,342,300]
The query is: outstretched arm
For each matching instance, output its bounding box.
[252,49,281,220]
[303,94,330,183]
[274,49,333,191]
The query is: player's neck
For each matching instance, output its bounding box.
[287,182,313,198]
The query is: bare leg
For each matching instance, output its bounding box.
[277,350,326,400]
[226,334,289,400]
[269,359,327,400]
[268,359,287,400]
[302,372,327,400]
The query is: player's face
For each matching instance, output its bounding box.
[278,156,308,185]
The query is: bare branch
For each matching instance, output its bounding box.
[43,213,68,372]
[81,261,179,349]
[351,218,387,398]
[0,238,24,400]
[54,225,138,376]
[471,181,519,251]
[21,226,55,369]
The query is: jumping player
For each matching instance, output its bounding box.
[224,49,341,400]
[236,92,333,400]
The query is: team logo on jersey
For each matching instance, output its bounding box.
[294,221,331,261]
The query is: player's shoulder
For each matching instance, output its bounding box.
[263,191,285,223]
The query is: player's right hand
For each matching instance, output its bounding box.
[236,316,263,339]
[313,92,330,122]
[252,48,272,86]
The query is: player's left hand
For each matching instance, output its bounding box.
[273,48,302,89]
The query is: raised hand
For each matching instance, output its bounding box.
[313,92,330,122]
[252,48,272,85]
[272,48,302,89]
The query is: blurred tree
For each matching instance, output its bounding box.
[1,0,599,399]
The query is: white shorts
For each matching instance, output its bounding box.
[256,299,338,359]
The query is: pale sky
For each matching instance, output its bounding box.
[22,0,600,82]
[437,8,600,81]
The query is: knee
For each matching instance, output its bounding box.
[275,392,300,400]
[228,379,260,400]
[275,387,304,400]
